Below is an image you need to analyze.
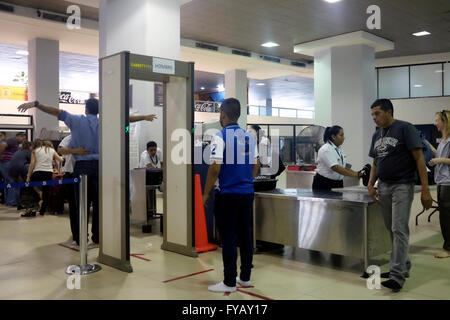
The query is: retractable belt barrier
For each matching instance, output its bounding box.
[0,178,80,189]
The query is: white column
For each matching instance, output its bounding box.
[27,38,59,137]
[100,0,180,155]
[294,31,394,169]
[225,69,248,129]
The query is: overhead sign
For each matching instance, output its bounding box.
[153,58,175,75]
[59,91,92,104]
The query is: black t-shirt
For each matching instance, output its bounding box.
[369,120,422,184]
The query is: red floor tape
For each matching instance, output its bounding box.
[236,288,274,300]
[131,254,151,262]
[163,269,215,283]
[58,243,79,252]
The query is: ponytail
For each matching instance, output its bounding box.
[323,125,342,143]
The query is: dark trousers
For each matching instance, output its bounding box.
[312,173,343,191]
[73,160,99,244]
[437,185,450,251]
[30,171,53,215]
[63,172,77,241]
[214,192,254,287]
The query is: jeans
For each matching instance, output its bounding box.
[0,161,19,206]
[73,160,99,244]
[214,192,254,287]
[437,185,450,251]
[378,180,414,286]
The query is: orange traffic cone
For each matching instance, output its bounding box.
[194,174,218,253]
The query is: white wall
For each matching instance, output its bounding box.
[392,97,450,125]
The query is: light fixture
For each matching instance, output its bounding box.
[200,87,205,90]
[261,42,279,48]
[16,50,29,56]
[324,0,341,3]
[256,83,265,86]
[217,84,225,91]
[413,31,431,37]
[435,70,444,73]
[414,84,423,88]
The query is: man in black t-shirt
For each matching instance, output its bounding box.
[368,99,432,292]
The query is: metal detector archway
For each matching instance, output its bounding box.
[99,51,196,272]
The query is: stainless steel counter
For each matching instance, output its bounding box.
[254,188,392,271]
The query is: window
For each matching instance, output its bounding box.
[378,66,409,99]
[279,108,297,118]
[444,62,450,96]
[248,106,259,115]
[297,110,314,119]
[410,64,443,97]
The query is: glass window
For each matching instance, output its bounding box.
[444,62,450,96]
[248,106,259,115]
[378,66,409,99]
[279,108,297,118]
[410,64,443,97]
[272,108,279,117]
[297,110,314,119]
[269,125,295,163]
[259,107,267,116]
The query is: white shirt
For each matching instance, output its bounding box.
[33,147,56,173]
[140,148,163,169]
[58,135,75,174]
[315,141,347,181]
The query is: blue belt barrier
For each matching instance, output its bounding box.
[0,178,80,189]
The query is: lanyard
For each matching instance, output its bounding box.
[329,142,344,165]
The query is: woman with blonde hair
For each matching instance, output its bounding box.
[26,139,63,216]
[428,110,450,258]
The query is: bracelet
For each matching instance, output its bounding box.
[34,100,39,107]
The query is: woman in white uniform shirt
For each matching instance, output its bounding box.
[313,126,362,191]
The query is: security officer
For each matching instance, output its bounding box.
[313,125,363,190]
[203,98,260,293]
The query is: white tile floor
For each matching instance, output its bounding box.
[0,189,449,300]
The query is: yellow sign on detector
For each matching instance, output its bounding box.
[0,86,27,101]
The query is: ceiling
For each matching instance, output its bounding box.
[2,0,450,60]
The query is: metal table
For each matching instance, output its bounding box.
[254,188,391,271]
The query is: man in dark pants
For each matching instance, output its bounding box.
[18,99,156,246]
[203,98,260,293]
[368,98,432,292]
[58,134,91,245]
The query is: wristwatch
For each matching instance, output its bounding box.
[34,100,39,107]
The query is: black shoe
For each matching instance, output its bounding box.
[381,279,402,292]
[381,272,409,279]
[17,205,24,210]
[21,211,36,217]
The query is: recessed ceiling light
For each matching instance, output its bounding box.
[435,70,444,73]
[414,84,423,88]
[256,83,266,86]
[261,42,279,48]
[324,0,341,3]
[413,31,431,37]
[217,84,225,91]
[16,50,29,56]
[200,87,205,90]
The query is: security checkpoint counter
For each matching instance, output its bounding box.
[253,187,391,271]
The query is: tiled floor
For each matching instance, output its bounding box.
[0,189,449,300]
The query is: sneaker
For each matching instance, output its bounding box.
[236,277,252,287]
[381,279,402,292]
[381,272,409,279]
[71,241,79,247]
[208,282,236,293]
[88,242,99,249]
[21,211,36,217]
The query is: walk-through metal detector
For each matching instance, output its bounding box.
[99,51,197,272]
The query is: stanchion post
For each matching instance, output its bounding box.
[66,174,102,275]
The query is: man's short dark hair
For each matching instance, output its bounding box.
[147,141,157,149]
[85,98,99,115]
[220,98,241,122]
[16,132,26,137]
[371,98,394,116]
